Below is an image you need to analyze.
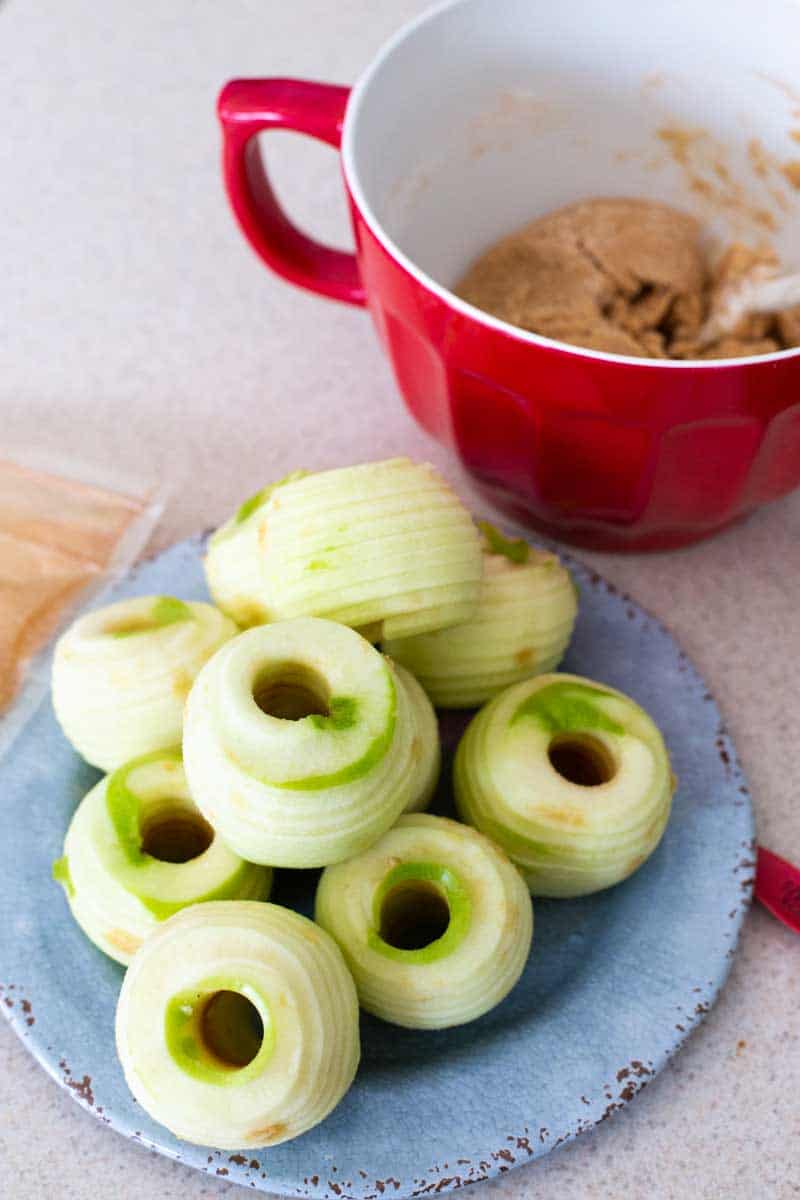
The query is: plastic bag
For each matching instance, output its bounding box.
[0,455,164,758]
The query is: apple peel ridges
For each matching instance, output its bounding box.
[182,619,436,867]
[454,673,674,898]
[115,902,360,1148]
[315,813,533,1029]
[53,748,271,965]
[204,458,483,638]
[384,524,578,708]
[52,596,237,771]
[393,661,441,813]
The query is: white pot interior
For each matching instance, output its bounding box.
[344,0,800,294]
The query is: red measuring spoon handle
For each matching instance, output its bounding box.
[755,846,800,934]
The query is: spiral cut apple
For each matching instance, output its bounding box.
[204,458,483,638]
[116,902,360,1149]
[315,813,533,1029]
[204,471,308,627]
[52,597,237,771]
[455,674,673,898]
[384,522,578,708]
[183,619,439,867]
[394,662,440,813]
[52,749,271,966]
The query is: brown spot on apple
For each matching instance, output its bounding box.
[107,929,142,956]
[537,806,586,828]
[247,1122,286,1145]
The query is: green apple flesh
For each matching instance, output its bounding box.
[53,749,270,965]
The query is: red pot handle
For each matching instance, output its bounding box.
[217,78,366,306]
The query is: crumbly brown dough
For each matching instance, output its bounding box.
[456,197,800,359]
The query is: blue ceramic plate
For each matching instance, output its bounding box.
[0,536,754,1197]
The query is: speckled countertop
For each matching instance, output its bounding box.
[1,2,799,1197]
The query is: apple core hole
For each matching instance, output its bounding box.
[199,991,264,1069]
[548,733,616,787]
[140,809,214,862]
[253,663,330,721]
[379,881,451,951]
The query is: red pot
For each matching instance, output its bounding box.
[217,0,800,552]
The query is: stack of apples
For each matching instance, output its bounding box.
[50,458,673,1151]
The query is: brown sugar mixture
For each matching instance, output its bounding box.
[0,461,146,714]
[456,197,800,359]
